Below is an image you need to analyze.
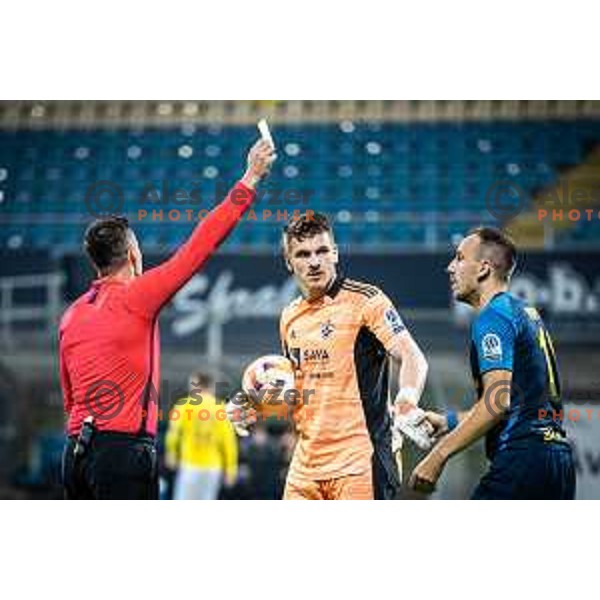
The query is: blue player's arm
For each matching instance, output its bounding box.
[409,308,516,493]
[418,369,510,439]
[428,369,512,459]
[422,308,517,436]
[409,370,512,493]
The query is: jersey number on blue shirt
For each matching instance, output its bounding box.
[525,307,560,402]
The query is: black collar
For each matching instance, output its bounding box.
[325,275,345,300]
[303,274,345,303]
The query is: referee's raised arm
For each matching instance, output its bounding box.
[126,139,275,318]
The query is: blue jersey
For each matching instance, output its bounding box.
[469,291,565,458]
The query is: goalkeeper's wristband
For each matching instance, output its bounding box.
[395,387,419,406]
[446,410,459,432]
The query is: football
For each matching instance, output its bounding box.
[241,354,296,420]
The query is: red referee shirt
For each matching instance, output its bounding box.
[59,181,255,437]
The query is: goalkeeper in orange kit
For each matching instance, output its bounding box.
[229,212,430,499]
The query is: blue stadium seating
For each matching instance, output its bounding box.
[1,120,599,250]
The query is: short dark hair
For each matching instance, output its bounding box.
[282,211,333,251]
[189,370,215,391]
[84,216,131,273]
[469,226,517,282]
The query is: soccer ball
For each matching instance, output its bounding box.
[241,354,296,420]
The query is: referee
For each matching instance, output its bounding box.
[60,138,275,499]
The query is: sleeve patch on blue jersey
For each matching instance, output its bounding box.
[384,307,405,335]
[481,333,503,361]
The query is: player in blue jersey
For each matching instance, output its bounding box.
[409,227,575,499]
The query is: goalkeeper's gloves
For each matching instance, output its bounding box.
[225,391,258,437]
[392,389,434,451]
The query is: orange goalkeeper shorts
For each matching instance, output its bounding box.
[283,469,373,500]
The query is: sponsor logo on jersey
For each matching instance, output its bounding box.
[303,348,330,362]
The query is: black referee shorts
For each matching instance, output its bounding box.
[62,431,158,500]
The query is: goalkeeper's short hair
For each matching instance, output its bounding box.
[282,211,333,251]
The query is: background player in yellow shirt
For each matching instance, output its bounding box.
[165,370,238,500]
[232,212,429,499]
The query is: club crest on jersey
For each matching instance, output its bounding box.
[384,308,405,335]
[482,333,503,361]
[320,320,335,340]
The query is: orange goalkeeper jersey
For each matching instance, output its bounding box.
[280,276,407,484]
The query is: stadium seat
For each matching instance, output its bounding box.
[2,120,599,250]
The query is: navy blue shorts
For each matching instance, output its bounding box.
[472,442,576,500]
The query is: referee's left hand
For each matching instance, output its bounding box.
[242,139,277,188]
